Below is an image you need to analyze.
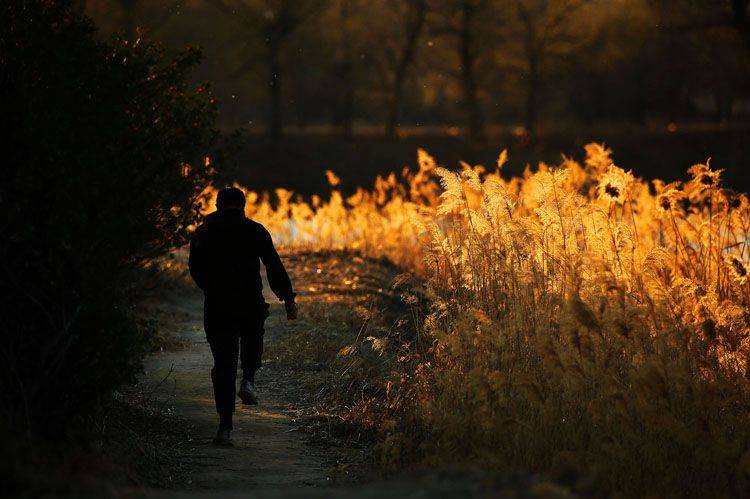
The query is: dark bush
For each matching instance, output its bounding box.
[0,0,218,435]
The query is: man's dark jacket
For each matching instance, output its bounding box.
[188,209,295,322]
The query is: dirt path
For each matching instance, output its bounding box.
[131,267,360,496]
[125,251,564,499]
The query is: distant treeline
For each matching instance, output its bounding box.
[83,0,750,138]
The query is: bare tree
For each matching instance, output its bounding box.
[430,0,495,140]
[326,0,360,136]
[457,0,486,140]
[647,0,750,121]
[510,0,589,141]
[733,0,750,48]
[338,0,357,137]
[650,0,750,52]
[207,0,324,139]
[368,0,428,137]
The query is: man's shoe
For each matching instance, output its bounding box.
[212,429,234,447]
[238,379,258,405]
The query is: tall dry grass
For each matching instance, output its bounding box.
[200,144,750,496]
[394,146,750,496]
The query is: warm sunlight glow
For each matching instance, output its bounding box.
[197,145,749,360]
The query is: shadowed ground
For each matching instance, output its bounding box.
[123,250,569,499]
[131,266,357,493]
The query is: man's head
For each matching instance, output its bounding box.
[216,187,245,212]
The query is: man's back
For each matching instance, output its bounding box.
[189,208,295,311]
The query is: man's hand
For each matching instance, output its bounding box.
[285,300,298,320]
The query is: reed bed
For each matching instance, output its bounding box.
[200,144,750,495]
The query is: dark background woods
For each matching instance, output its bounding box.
[82,0,750,191]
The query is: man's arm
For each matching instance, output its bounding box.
[258,226,296,318]
[188,231,208,291]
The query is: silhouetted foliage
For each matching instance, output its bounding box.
[0,0,218,435]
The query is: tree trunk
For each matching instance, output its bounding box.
[341,55,354,137]
[459,1,484,141]
[517,0,539,142]
[385,0,426,137]
[525,53,538,142]
[732,0,750,51]
[716,92,734,123]
[268,42,283,139]
[338,1,355,138]
[385,72,406,137]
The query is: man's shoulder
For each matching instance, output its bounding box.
[243,217,269,234]
[191,213,268,241]
[194,212,219,233]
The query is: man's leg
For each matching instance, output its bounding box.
[207,333,239,430]
[240,317,265,383]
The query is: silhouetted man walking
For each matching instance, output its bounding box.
[189,187,297,446]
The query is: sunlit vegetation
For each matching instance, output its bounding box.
[200,145,750,495]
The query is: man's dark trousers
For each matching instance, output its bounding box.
[205,301,269,423]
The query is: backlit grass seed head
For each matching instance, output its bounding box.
[726,255,749,285]
[497,149,509,170]
[657,195,671,212]
[417,148,437,172]
[688,162,722,192]
[718,189,740,211]
[738,193,750,211]
[325,170,341,186]
[598,165,634,204]
[654,182,684,214]
[584,142,613,172]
